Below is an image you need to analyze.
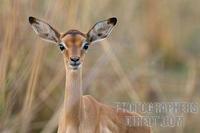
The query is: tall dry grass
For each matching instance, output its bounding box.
[0,0,200,132]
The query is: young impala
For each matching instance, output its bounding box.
[29,16,151,133]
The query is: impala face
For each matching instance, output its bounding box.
[60,30,87,70]
[29,16,117,70]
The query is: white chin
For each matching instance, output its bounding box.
[69,64,82,70]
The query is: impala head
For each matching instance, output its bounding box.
[28,16,117,70]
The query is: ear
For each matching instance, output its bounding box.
[87,17,117,43]
[28,16,60,44]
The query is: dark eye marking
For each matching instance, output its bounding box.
[83,45,89,50]
[97,33,103,37]
[59,43,65,51]
[83,42,89,50]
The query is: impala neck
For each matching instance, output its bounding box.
[64,67,82,124]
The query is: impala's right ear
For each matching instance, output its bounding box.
[28,16,60,44]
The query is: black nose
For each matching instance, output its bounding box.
[70,57,80,62]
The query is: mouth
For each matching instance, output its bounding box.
[69,62,81,70]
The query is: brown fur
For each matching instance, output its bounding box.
[61,32,86,64]
[82,95,151,133]
[57,67,151,133]
[29,16,152,133]
[62,30,86,38]
[57,32,151,133]
[58,94,151,133]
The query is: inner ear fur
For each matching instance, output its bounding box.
[28,16,61,44]
[87,17,117,43]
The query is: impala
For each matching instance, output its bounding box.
[29,16,151,133]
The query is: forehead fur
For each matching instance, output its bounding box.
[62,29,86,37]
[61,30,86,46]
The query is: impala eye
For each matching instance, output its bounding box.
[83,42,89,50]
[59,43,65,51]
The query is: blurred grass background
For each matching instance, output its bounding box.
[0,0,200,132]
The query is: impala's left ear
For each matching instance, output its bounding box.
[87,17,117,43]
